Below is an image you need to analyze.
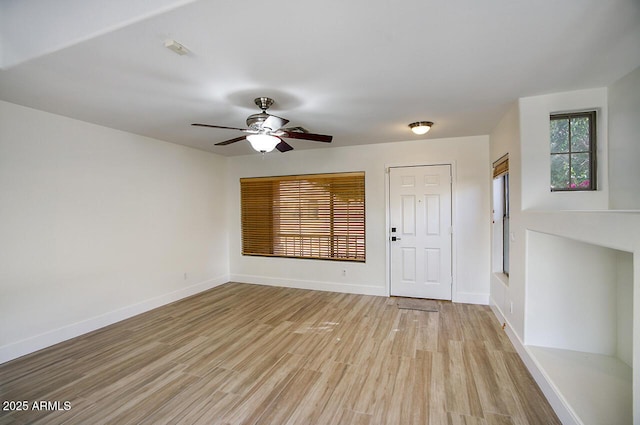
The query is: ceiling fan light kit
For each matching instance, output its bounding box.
[192,97,333,154]
[409,121,433,135]
[246,134,280,153]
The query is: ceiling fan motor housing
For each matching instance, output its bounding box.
[246,98,275,130]
[246,112,269,130]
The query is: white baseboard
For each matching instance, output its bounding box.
[454,291,490,305]
[0,275,229,365]
[230,274,387,297]
[489,301,582,425]
[231,275,486,303]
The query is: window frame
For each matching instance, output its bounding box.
[240,171,366,263]
[549,110,597,192]
[502,173,509,276]
[492,154,509,278]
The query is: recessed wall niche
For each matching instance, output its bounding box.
[525,230,633,425]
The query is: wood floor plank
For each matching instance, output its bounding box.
[173,391,239,425]
[429,351,450,424]
[407,352,432,424]
[219,353,307,424]
[447,412,489,425]
[284,361,353,425]
[416,309,440,352]
[372,354,415,425]
[0,282,561,425]
[251,368,321,425]
[502,352,562,425]
[390,310,418,357]
[485,412,517,425]
[438,301,464,354]
[329,408,372,425]
[465,340,514,416]
[444,340,485,418]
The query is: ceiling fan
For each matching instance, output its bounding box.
[192,97,333,153]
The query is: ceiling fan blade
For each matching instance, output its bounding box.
[262,115,289,131]
[275,139,294,153]
[192,123,252,133]
[215,136,247,146]
[280,130,333,143]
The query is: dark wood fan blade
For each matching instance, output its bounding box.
[215,136,246,146]
[192,123,251,132]
[262,115,289,131]
[275,140,294,153]
[280,130,332,143]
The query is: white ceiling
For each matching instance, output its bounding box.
[1,0,639,156]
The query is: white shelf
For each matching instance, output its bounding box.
[527,346,632,425]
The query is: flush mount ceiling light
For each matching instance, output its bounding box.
[246,134,280,153]
[408,121,434,135]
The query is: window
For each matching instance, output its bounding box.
[501,173,510,275]
[550,111,596,191]
[492,154,509,277]
[240,172,365,262]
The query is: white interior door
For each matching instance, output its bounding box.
[389,165,452,300]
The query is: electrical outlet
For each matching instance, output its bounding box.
[184,272,188,280]
[342,269,347,277]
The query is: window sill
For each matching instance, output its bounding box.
[493,272,509,287]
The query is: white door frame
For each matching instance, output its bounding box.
[385,162,457,300]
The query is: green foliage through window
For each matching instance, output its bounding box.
[550,111,596,191]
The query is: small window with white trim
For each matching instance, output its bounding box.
[550,111,596,191]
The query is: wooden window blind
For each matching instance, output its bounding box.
[492,154,509,178]
[240,172,365,262]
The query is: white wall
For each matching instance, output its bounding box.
[519,88,609,211]
[608,66,640,210]
[526,231,619,355]
[489,102,526,336]
[490,82,637,350]
[0,100,229,363]
[616,250,634,367]
[489,77,640,423]
[227,136,491,304]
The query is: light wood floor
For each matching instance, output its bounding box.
[0,283,560,424]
